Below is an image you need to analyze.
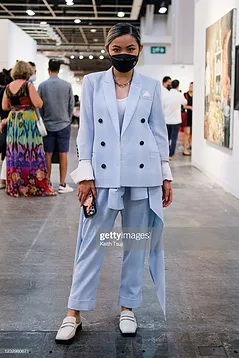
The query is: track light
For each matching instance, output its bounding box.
[26,9,35,16]
[158,1,167,14]
[70,55,75,59]
[99,55,104,60]
[79,55,84,59]
[89,55,93,60]
[66,0,74,6]
[117,11,125,18]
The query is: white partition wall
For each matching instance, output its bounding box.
[192,0,239,199]
[0,19,36,70]
[139,6,194,90]
[35,53,49,89]
[137,64,194,93]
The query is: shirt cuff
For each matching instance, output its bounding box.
[70,160,94,184]
[162,161,173,181]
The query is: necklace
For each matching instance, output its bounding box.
[113,76,132,88]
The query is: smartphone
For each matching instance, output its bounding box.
[83,191,97,218]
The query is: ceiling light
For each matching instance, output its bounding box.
[66,0,74,6]
[79,55,84,59]
[93,39,98,42]
[90,29,97,33]
[76,78,80,82]
[70,55,75,59]
[89,55,93,60]
[117,11,125,18]
[26,9,35,16]
[99,55,104,60]
[74,19,81,24]
[101,49,105,54]
[40,21,47,25]
[158,6,167,13]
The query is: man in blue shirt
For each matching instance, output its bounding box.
[38,60,74,194]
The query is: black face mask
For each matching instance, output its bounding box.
[110,54,138,73]
[166,84,171,91]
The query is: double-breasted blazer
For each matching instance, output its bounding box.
[77,67,169,188]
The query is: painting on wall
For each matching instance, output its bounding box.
[204,9,236,148]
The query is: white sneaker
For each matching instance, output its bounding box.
[119,310,137,336]
[58,183,74,194]
[55,316,82,344]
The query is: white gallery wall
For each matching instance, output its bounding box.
[0,20,36,70]
[192,0,239,198]
[35,53,49,89]
[137,64,194,93]
[141,15,172,65]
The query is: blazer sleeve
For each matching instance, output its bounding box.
[77,76,94,160]
[148,81,169,161]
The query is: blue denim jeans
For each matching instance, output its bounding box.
[167,124,180,157]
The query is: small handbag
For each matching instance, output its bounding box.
[0,130,6,154]
[35,108,47,137]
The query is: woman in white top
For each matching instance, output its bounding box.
[56,23,173,344]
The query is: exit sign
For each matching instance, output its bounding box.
[150,46,166,54]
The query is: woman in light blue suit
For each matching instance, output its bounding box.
[56,23,173,343]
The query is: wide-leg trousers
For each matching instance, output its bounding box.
[68,187,165,313]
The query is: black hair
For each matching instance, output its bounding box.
[172,80,180,89]
[190,81,193,84]
[162,76,171,83]
[48,59,61,72]
[105,23,141,49]
[29,61,36,67]
[0,72,7,86]
[2,69,13,85]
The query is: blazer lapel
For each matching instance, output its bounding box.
[121,70,142,136]
[103,68,120,137]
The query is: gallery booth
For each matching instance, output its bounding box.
[192,0,239,200]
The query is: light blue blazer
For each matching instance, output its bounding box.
[78,67,169,188]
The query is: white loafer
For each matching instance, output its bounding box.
[119,310,137,336]
[55,316,82,344]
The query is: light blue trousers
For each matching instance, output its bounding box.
[68,187,165,312]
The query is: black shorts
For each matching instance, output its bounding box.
[43,125,71,153]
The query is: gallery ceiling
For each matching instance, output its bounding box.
[0,0,171,75]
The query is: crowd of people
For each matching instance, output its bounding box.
[161,76,193,160]
[0,59,75,197]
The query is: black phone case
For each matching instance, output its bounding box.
[83,192,97,218]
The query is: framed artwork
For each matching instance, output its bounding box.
[234,45,239,110]
[204,9,237,149]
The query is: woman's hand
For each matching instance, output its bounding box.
[78,180,96,206]
[0,119,7,133]
[162,180,173,207]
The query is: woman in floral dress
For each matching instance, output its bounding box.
[1,61,55,197]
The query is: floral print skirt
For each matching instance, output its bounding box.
[6,108,55,197]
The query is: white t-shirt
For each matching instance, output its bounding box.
[117,97,127,132]
[163,89,187,125]
[161,85,170,104]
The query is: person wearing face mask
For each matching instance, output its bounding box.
[28,62,37,83]
[162,76,172,92]
[55,23,173,344]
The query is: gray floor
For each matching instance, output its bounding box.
[0,128,239,357]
